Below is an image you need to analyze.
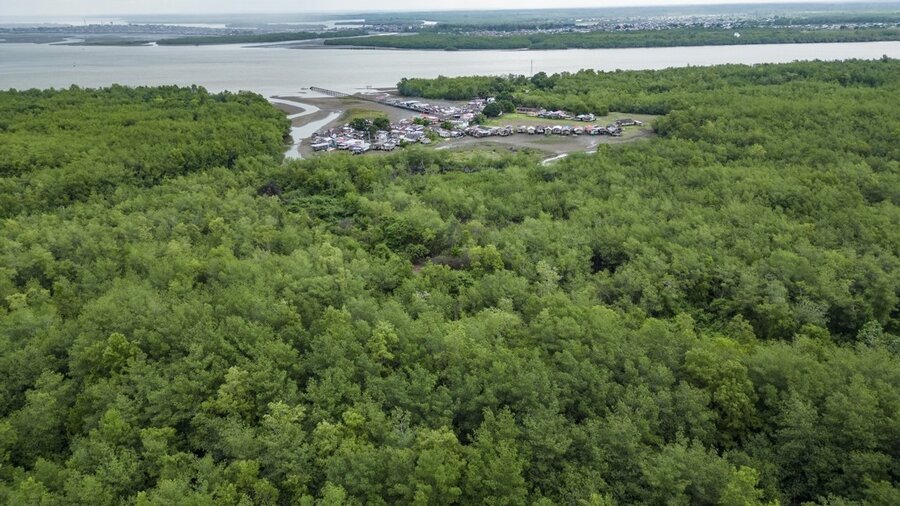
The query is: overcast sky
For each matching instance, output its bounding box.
[0,0,858,18]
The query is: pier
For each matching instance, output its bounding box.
[309,86,446,114]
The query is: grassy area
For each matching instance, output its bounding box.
[332,97,420,124]
[340,108,390,123]
[422,121,657,159]
[618,124,656,140]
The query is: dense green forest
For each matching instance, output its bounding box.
[157,29,367,46]
[0,86,289,216]
[325,26,900,50]
[0,60,898,505]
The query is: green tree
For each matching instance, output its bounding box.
[482,102,503,118]
[373,116,391,131]
[462,410,528,505]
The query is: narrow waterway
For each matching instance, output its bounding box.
[542,153,570,166]
[270,97,341,159]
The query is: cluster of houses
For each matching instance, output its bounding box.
[534,109,596,122]
[307,96,643,155]
[310,119,434,154]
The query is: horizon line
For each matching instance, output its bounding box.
[2,1,896,21]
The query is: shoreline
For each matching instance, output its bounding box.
[9,38,900,52]
[302,38,900,52]
[270,93,425,157]
[271,96,349,130]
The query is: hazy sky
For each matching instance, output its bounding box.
[0,0,855,18]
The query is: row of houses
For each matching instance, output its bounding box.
[375,95,489,123]
[522,108,610,124]
[468,118,643,139]
[470,123,626,138]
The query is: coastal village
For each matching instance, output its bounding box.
[308,95,644,155]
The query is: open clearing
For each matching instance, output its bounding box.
[272,95,658,159]
[436,127,657,158]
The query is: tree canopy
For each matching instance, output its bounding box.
[0,60,898,504]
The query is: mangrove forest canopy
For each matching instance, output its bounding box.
[0,59,898,505]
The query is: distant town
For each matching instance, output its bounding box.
[3,5,897,46]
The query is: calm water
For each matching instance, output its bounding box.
[1,41,898,97]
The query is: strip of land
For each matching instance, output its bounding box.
[157,29,369,45]
[321,26,900,50]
